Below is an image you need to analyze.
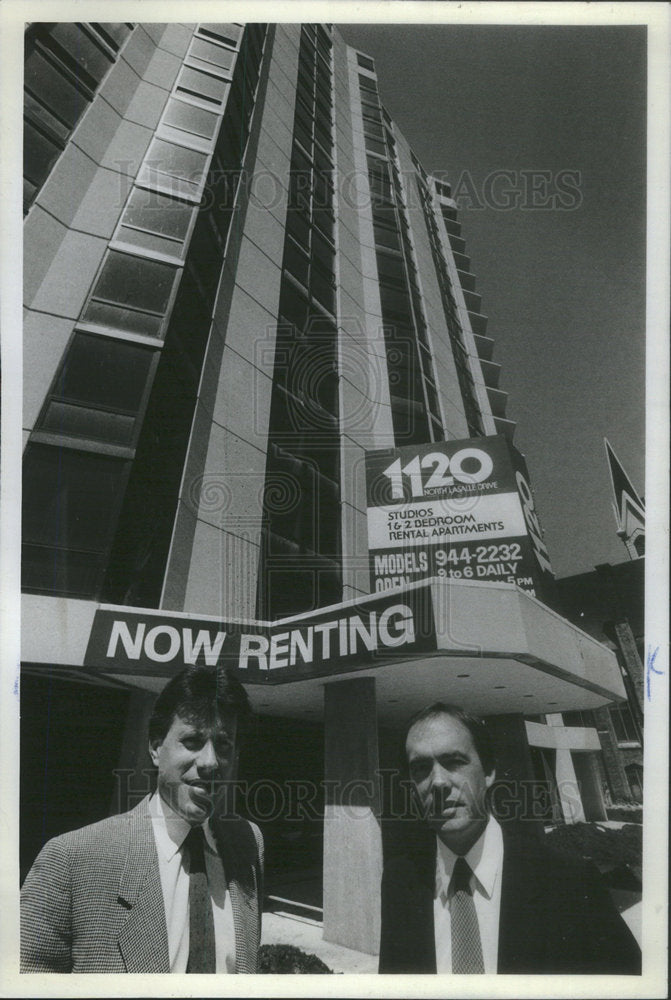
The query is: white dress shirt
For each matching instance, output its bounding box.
[433,815,504,973]
[148,793,236,972]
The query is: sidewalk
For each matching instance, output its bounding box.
[261,911,378,974]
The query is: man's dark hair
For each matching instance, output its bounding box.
[148,666,251,746]
[404,702,496,776]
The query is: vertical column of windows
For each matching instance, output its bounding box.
[22,24,268,600]
[414,164,485,437]
[23,22,135,214]
[357,67,443,445]
[258,24,341,619]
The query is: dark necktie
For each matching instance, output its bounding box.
[450,856,484,973]
[184,826,216,973]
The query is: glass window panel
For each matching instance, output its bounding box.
[91,250,176,314]
[83,302,164,338]
[176,66,229,105]
[122,187,194,241]
[376,250,405,283]
[364,136,386,157]
[22,444,127,552]
[144,138,208,185]
[24,91,70,141]
[310,269,335,313]
[284,237,310,287]
[312,208,334,241]
[279,282,309,333]
[41,401,136,446]
[49,24,112,84]
[52,332,154,412]
[199,23,241,47]
[163,98,219,139]
[24,49,87,127]
[286,208,310,248]
[311,229,334,269]
[94,23,133,49]
[23,118,62,187]
[190,36,236,71]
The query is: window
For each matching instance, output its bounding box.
[163,97,220,140]
[22,443,129,597]
[39,332,155,447]
[609,703,640,744]
[116,186,195,258]
[175,65,230,107]
[357,53,375,72]
[198,23,241,48]
[23,23,132,213]
[188,36,236,74]
[139,137,209,199]
[284,236,310,287]
[358,73,378,93]
[83,249,179,337]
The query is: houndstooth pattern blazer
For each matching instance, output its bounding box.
[20,795,263,973]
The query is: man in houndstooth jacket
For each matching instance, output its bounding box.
[21,666,263,973]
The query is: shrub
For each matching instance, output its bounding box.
[258,943,333,973]
[545,822,642,885]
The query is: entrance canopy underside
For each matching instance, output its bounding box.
[22,578,624,724]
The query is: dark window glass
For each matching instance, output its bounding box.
[163,98,220,139]
[22,444,128,596]
[373,221,401,251]
[190,36,236,72]
[379,284,412,320]
[91,251,176,313]
[358,73,377,93]
[357,53,375,71]
[121,187,194,242]
[49,24,112,85]
[48,332,154,414]
[311,228,334,269]
[83,251,178,336]
[310,267,335,314]
[24,49,88,128]
[199,23,241,47]
[144,138,208,184]
[376,250,405,284]
[279,282,309,333]
[23,119,62,188]
[176,66,229,105]
[364,136,386,157]
[24,91,70,141]
[94,23,133,49]
[286,208,310,248]
[284,236,310,287]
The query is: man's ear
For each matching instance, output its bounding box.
[148,739,161,767]
[485,768,496,790]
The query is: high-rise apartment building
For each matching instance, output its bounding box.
[21,22,628,954]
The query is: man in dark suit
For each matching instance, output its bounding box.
[21,666,263,973]
[378,702,641,974]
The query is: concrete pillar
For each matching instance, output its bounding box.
[323,677,382,954]
[485,713,545,843]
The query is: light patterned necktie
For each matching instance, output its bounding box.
[184,826,216,973]
[450,856,484,973]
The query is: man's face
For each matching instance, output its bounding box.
[149,711,238,825]
[406,713,495,854]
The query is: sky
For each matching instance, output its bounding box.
[338,22,647,578]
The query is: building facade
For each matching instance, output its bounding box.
[22,22,629,954]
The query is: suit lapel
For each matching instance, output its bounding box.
[116,797,171,973]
